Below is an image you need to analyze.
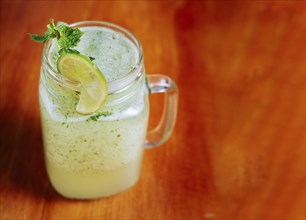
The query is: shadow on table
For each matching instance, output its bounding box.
[0,107,49,199]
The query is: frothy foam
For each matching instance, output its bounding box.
[48,26,138,82]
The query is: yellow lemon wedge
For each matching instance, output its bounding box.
[57,53,108,115]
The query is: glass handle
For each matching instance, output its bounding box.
[145,74,179,148]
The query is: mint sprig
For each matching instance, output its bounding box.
[30,19,83,55]
[87,111,112,122]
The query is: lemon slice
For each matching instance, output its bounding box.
[57,53,108,115]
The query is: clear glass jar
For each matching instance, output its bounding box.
[39,21,178,199]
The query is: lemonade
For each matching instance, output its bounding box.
[39,23,149,198]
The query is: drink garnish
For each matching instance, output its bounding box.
[30,19,108,114]
[30,19,83,55]
[87,111,112,122]
[57,53,108,114]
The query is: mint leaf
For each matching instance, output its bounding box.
[87,111,112,122]
[58,48,80,56]
[57,24,83,49]
[30,33,49,43]
[30,19,58,43]
[30,19,83,55]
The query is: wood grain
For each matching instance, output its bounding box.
[0,1,305,219]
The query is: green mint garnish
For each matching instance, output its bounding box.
[30,19,83,55]
[58,48,80,55]
[87,111,112,122]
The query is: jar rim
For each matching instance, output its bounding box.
[41,20,144,94]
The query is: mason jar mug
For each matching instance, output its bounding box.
[39,21,178,199]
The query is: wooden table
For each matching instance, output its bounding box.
[1,1,305,219]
